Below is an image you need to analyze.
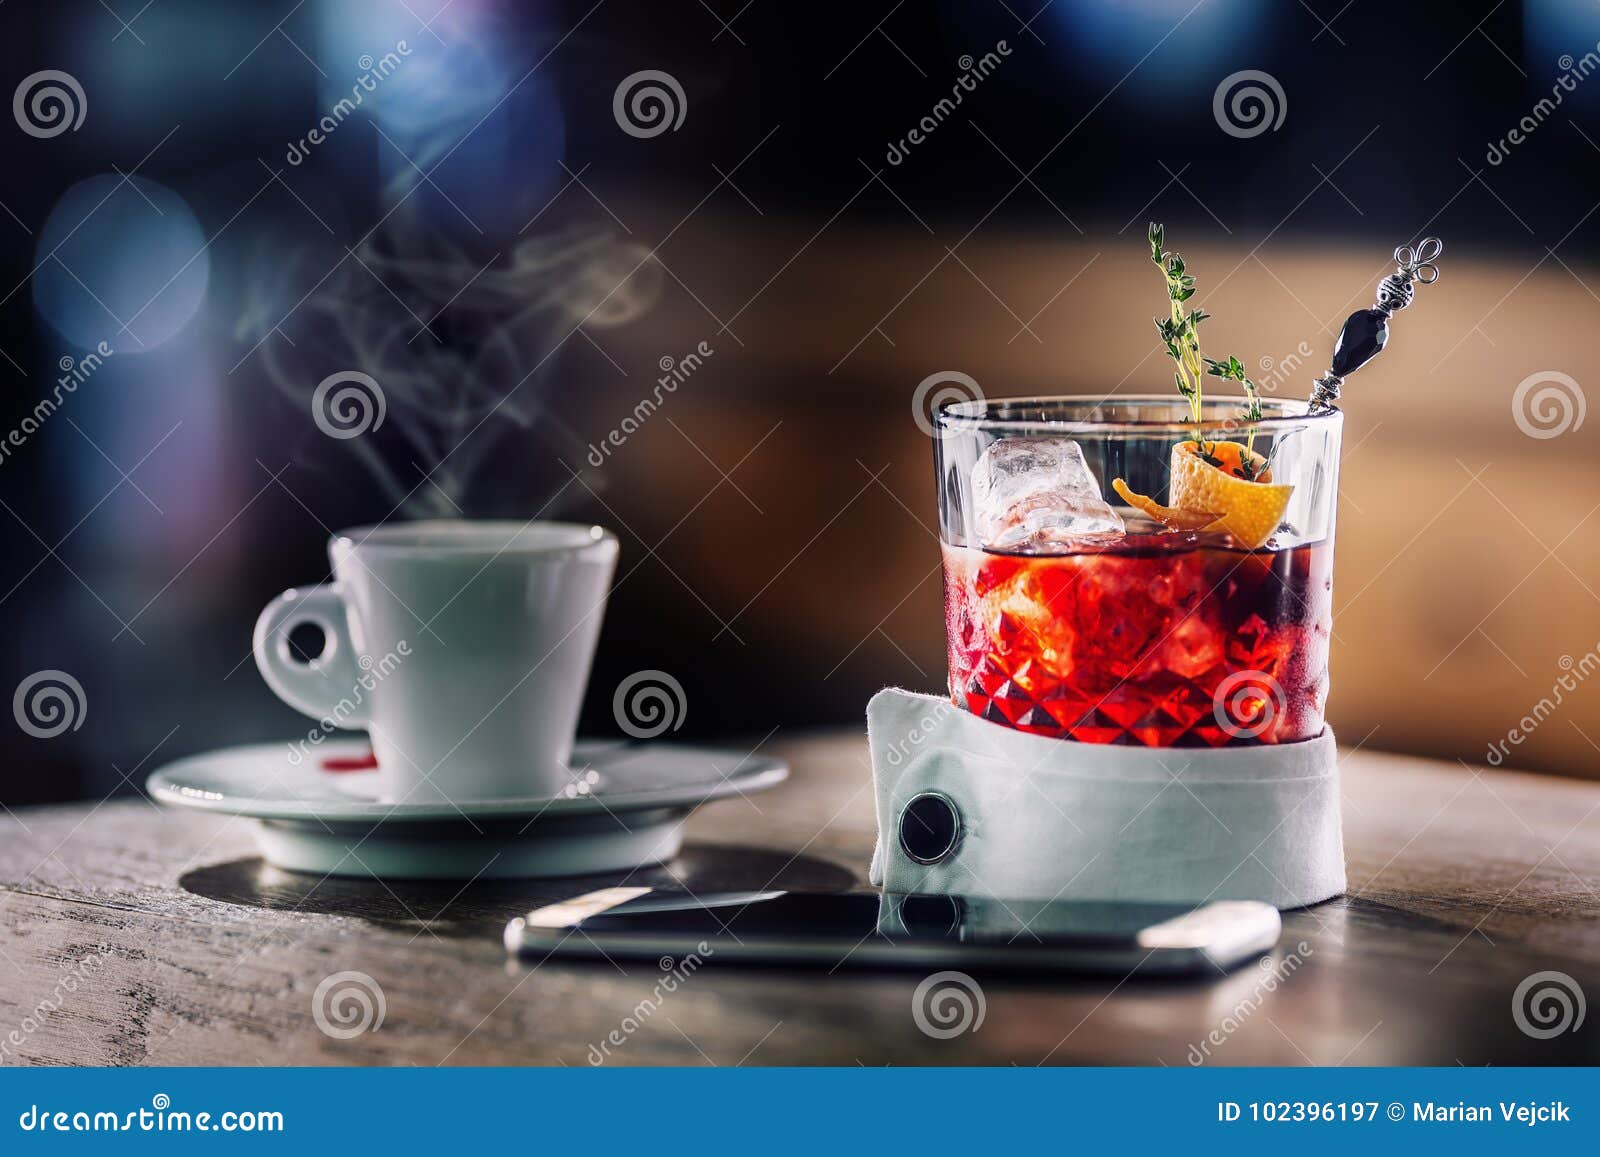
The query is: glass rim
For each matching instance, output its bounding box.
[934,393,1342,436]
[331,519,617,557]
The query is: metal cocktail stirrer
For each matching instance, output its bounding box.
[1308,237,1443,413]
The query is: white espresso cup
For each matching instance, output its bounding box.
[253,520,619,802]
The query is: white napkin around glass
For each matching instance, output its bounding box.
[867,688,1345,910]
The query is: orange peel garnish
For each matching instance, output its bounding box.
[1111,477,1221,531]
[1167,440,1293,550]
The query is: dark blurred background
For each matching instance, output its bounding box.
[4,0,1600,806]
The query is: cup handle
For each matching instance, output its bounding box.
[252,585,371,728]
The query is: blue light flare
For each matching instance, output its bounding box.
[1049,0,1273,99]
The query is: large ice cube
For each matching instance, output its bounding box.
[971,437,1124,551]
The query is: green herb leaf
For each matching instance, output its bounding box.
[1144,224,1264,441]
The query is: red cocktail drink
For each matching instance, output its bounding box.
[925,227,1445,754]
[942,522,1332,746]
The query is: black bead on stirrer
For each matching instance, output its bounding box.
[1308,238,1443,413]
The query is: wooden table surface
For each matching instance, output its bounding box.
[3,732,1599,1067]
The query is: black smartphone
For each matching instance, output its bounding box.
[505,887,1281,975]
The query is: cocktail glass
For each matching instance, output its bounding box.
[934,396,1342,746]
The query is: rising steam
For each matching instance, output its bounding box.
[236,221,660,516]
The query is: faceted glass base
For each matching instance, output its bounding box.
[944,535,1332,747]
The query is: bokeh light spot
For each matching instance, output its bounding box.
[32,173,210,354]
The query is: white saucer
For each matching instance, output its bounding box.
[148,739,788,880]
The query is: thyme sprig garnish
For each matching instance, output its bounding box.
[1204,352,1263,459]
[1149,223,1206,431]
[1148,222,1261,453]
